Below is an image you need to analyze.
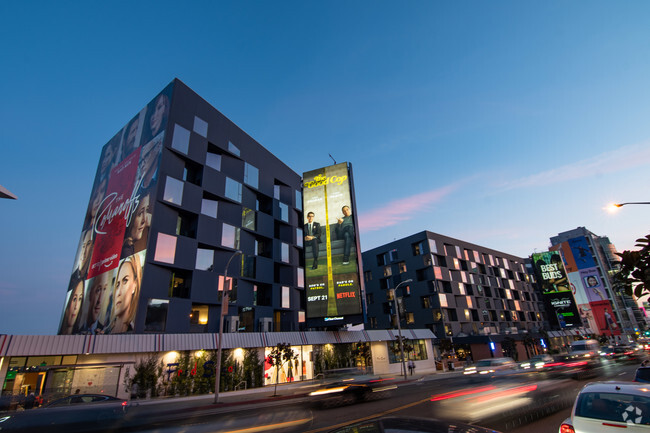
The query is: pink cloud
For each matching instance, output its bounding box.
[358,184,459,232]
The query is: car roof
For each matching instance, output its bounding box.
[579,381,650,395]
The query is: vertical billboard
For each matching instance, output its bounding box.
[302,163,364,326]
[59,82,173,335]
[532,251,582,329]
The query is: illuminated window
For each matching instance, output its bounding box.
[473,251,480,262]
[201,198,218,218]
[466,296,473,308]
[244,162,259,189]
[433,266,442,280]
[299,310,305,323]
[171,124,190,154]
[461,271,467,283]
[439,293,448,307]
[193,116,208,137]
[464,309,470,321]
[228,141,240,156]
[154,233,176,264]
[163,176,184,205]
[398,262,407,273]
[406,313,415,324]
[383,266,392,277]
[458,283,466,295]
[503,260,510,270]
[242,207,256,230]
[452,258,459,269]
[455,246,462,257]
[282,286,290,308]
[206,152,221,171]
[225,177,242,203]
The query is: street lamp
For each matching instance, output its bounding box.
[391,278,413,380]
[214,249,242,404]
[608,202,650,212]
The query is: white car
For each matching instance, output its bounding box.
[464,357,517,375]
[559,381,650,432]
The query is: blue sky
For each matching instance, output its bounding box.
[2,1,650,335]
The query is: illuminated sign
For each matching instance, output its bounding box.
[59,83,173,335]
[532,251,570,294]
[302,163,364,322]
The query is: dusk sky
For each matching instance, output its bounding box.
[2,1,650,335]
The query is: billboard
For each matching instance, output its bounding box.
[59,83,173,335]
[531,251,571,294]
[302,163,364,325]
[568,236,596,270]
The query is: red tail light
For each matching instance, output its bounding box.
[122,401,128,406]
[559,423,575,433]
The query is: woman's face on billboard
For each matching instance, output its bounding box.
[114,262,136,318]
[129,196,149,241]
[150,95,168,136]
[66,282,84,326]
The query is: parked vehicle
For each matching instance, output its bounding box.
[559,381,650,432]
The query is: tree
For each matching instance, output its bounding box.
[616,235,650,298]
[352,341,372,372]
[125,354,162,399]
[265,343,298,396]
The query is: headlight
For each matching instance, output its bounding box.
[0,415,11,423]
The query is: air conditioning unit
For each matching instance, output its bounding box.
[224,316,239,333]
[258,317,273,332]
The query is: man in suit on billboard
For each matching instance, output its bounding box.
[304,211,322,269]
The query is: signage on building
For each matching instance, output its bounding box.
[302,163,365,326]
[59,82,174,335]
[533,251,582,329]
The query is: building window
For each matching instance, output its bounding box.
[176,211,197,238]
[244,162,259,189]
[273,184,280,200]
[296,228,303,248]
[154,233,176,264]
[196,248,214,271]
[377,253,387,266]
[281,242,289,263]
[282,286,290,308]
[383,265,392,277]
[225,177,242,203]
[389,249,399,262]
[206,152,221,171]
[299,311,305,323]
[144,299,169,332]
[163,176,184,205]
[428,239,438,254]
[222,223,240,249]
[364,270,372,282]
[398,262,407,273]
[421,296,431,308]
[193,116,208,137]
[228,141,240,156]
[297,268,304,288]
[183,161,202,186]
[367,293,374,304]
[242,207,256,231]
[406,312,415,324]
[201,198,218,218]
[242,255,256,278]
[278,202,288,222]
[295,190,302,211]
[169,270,190,298]
[433,266,442,280]
[171,124,190,154]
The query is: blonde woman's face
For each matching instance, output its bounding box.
[66,282,84,326]
[129,196,149,241]
[114,263,136,318]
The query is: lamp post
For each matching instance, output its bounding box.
[613,202,650,207]
[214,250,242,404]
[391,278,413,381]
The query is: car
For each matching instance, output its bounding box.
[559,381,650,433]
[0,393,129,432]
[634,363,650,383]
[520,354,554,370]
[463,357,517,376]
[308,369,396,408]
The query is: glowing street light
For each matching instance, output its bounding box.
[391,278,413,381]
[214,250,242,404]
[607,202,650,213]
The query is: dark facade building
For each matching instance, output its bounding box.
[60,79,305,335]
[362,231,545,359]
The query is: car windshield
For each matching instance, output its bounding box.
[575,392,650,425]
[636,369,650,383]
